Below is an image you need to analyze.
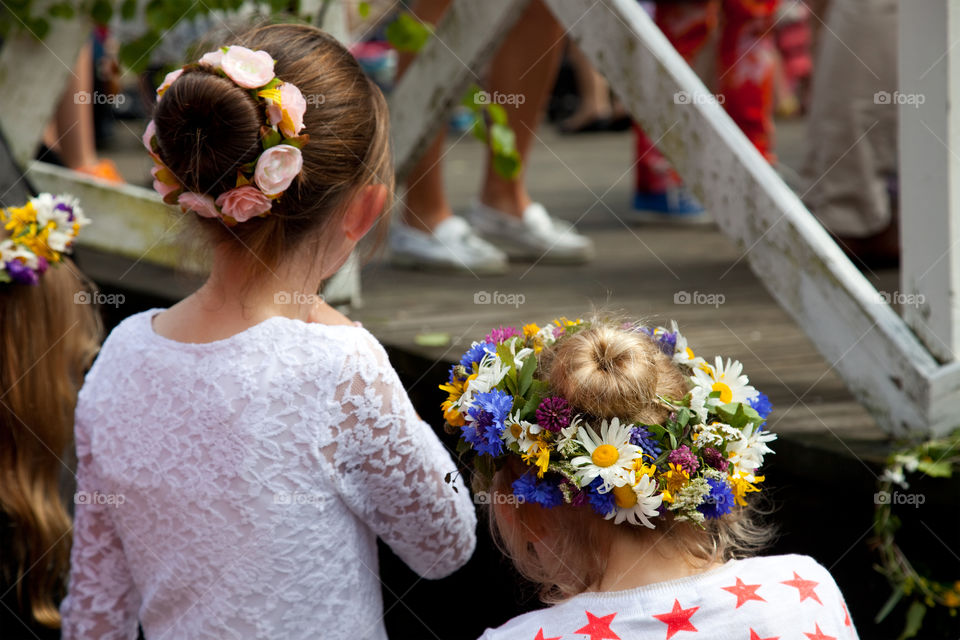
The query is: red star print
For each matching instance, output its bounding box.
[803,623,836,640]
[841,602,851,626]
[749,630,778,640]
[722,577,765,608]
[781,572,822,605]
[574,611,620,640]
[652,599,699,639]
[533,630,561,640]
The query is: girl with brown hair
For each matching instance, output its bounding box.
[60,23,475,640]
[0,194,102,637]
[441,317,858,639]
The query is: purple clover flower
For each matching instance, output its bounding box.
[702,447,730,472]
[535,396,571,432]
[668,444,700,474]
[484,326,522,344]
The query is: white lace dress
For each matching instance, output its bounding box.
[61,310,477,640]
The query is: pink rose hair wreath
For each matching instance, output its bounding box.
[144,45,309,225]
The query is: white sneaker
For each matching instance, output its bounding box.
[468,201,595,264]
[389,215,508,275]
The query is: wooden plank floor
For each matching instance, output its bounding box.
[353,123,900,456]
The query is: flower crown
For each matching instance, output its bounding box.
[0,193,90,286]
[144,45,310,225]
[440,319,776,528]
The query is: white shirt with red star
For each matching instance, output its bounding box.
[478,554,857,640]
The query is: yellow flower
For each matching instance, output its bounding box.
[632,456,657,477]
[660,463,689,496]
[439,376,468,427]
[729,471,764,506]
[2,201,37,235]
[943,591,960,608]
[522,323,540,338]
[522,439,551,478]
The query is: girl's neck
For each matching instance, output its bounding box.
[591,528,723,592]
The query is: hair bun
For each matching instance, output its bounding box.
[547,323,688,424]
[153,69,262,195]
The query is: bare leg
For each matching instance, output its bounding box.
[560,41,612,131]
[53,42,99,169]
[479,0,565,217]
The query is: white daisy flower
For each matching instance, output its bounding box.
[0,240,38,269]
[570,417,641,491]
[535,324,558,349]
[502,411,543,453]
[690,356,758,407]
[556,414,584,456]
[608,472,663,528]
[671,321,707,369]
[689,385,709,424]
[725,422,776,473]
[458,353,510,412]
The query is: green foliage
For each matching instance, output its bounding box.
[384,11,432,52]
[461,84,523,181]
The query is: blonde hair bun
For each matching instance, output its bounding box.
[546,322,689,424]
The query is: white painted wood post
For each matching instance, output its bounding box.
[898,1,960,364]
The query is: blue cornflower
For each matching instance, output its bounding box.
[697,477,735,520]
[748,392,772,420]
[586,477,615,516]
[630,426,663,458]
[463,389,513,457]
[512,472,563,508]
[656,330,678,356]
[460,341,495,370]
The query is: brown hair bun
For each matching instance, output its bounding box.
[546,323,689,424]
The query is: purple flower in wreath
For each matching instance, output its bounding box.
[484,326,522,344]
[535,396,572,432]
[668,444,700,474]
[701,446,729,472]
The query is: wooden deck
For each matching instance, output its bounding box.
[352,122,898,456]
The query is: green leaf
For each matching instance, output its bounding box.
[120,32,160,72]
[492,149,521,180]
[27,16,50,40]
[261,127,282,150]
[521,380,550,421]
[875,586,904,623]
[47,3,75,19]
[517,355,537,396]
[90,0,112,23]
[917,458,952,478]
[487,103,508,126]
[461,84,485,110]
[385,12,433,53]
[121,0,137,20]
[676,407,692,428]
[714,402,761,430]
[898,600,926,640]
[470,117,487,143]
[488,122,516,155]
[358,1,371,18]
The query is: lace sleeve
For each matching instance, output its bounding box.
[60,417,140,640]
[322,334,477,579]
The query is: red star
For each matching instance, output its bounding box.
[722,577,765,608]
[803,623,836,640]
[534,630,561,640]
[652,599,699,639]
[749,630,778,640]
[574,611,620,640]
[781,572,822,605]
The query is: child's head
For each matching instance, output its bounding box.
[152,23,392,279]
[0,260,102,627]
[472,319,773,602]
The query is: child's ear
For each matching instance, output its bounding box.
[342,184,387,242]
